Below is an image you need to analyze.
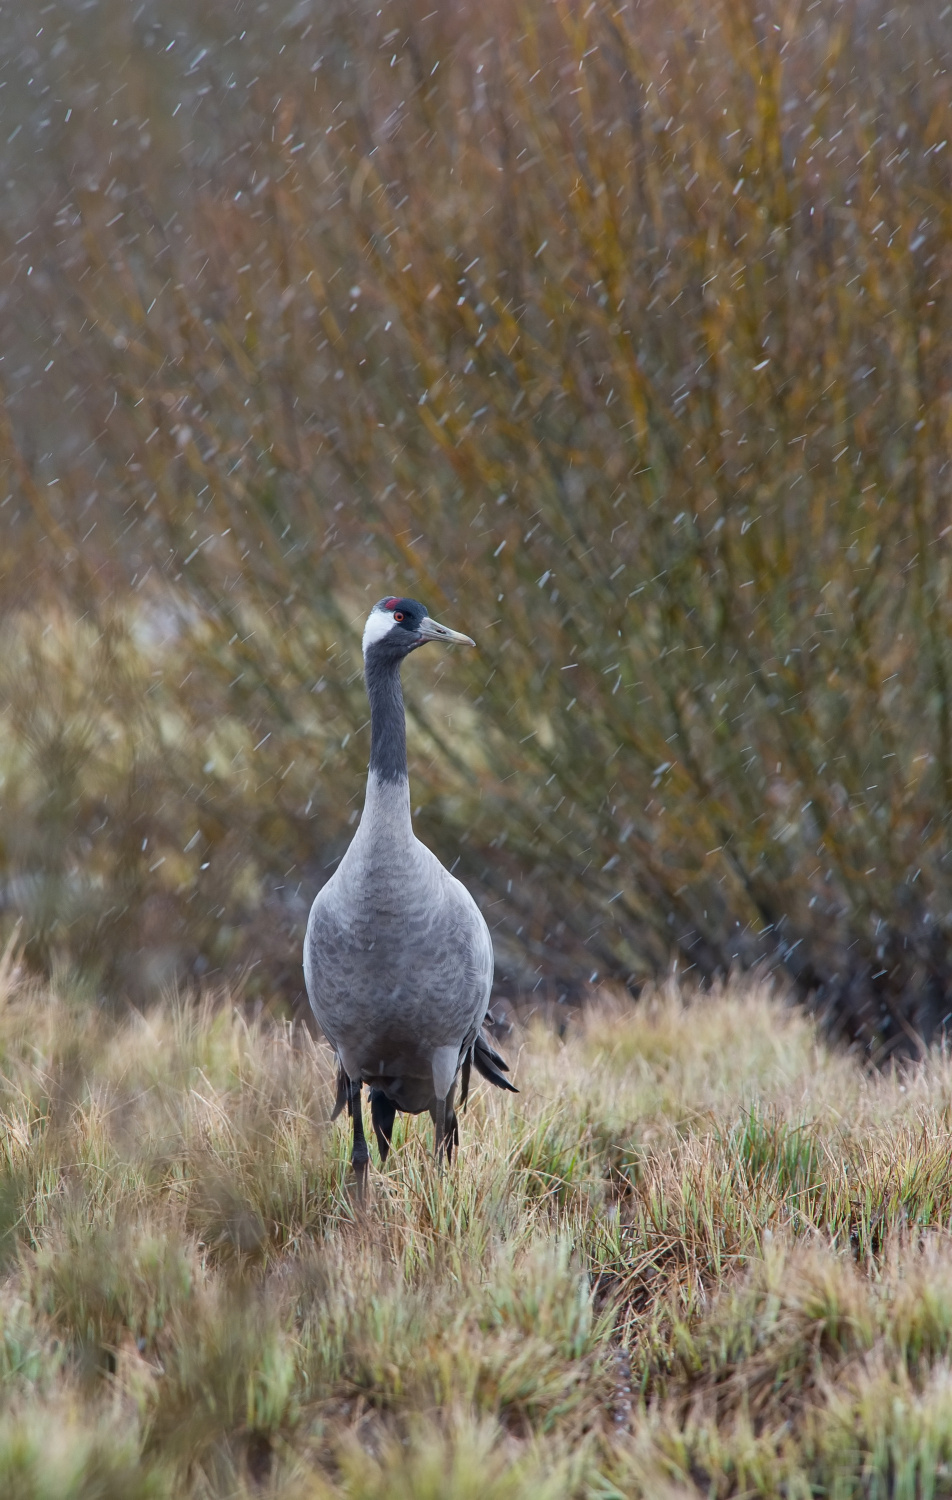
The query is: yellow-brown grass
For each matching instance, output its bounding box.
[2,957,952,1494]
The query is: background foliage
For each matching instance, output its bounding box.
[2,0,952,1049]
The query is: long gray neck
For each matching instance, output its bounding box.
[360,650,413,842]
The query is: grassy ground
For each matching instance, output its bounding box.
[2,956,952,1496]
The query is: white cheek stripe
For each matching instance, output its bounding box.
[362,608,397,653]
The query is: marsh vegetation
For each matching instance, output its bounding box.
[3,966,952,1494]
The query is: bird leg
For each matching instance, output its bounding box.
[349,1077,370,1201]
[369,1088,397,1163]
[430,1045,459,1171]
[443,1100,459,1163]
[430,1079,458,1167]
[431,1095,459,1166]
[434,1095,447,1173]
[330,1064,349,1121]
[459,1051,472,1112]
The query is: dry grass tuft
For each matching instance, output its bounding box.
[1,964,952,1493]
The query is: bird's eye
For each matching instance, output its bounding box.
[393,611,404,622]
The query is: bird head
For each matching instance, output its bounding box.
[362,597,475,661]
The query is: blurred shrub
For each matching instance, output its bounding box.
[2,0,952,1049]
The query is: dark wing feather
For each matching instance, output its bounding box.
[476,1034,511,1072]
[473,1032,518,1093]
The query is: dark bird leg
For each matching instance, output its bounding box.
[330,1064,349,1121]
[349,1077,370,1200]
[434,1096,446,1172]
[369,1088,398,1163]
[459,1051,472,1111]
[432,1082,458,1168]
[444,1103,460,1164]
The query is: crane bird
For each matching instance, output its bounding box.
[304,595,517,1196]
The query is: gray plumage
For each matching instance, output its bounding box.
[304,594,516,1194]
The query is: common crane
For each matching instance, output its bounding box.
[304,596,516,1196]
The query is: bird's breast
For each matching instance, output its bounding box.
[303,819,493,1079]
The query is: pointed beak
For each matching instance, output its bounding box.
[416,615,475,647]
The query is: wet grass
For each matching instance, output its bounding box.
[3,961,952,1494]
